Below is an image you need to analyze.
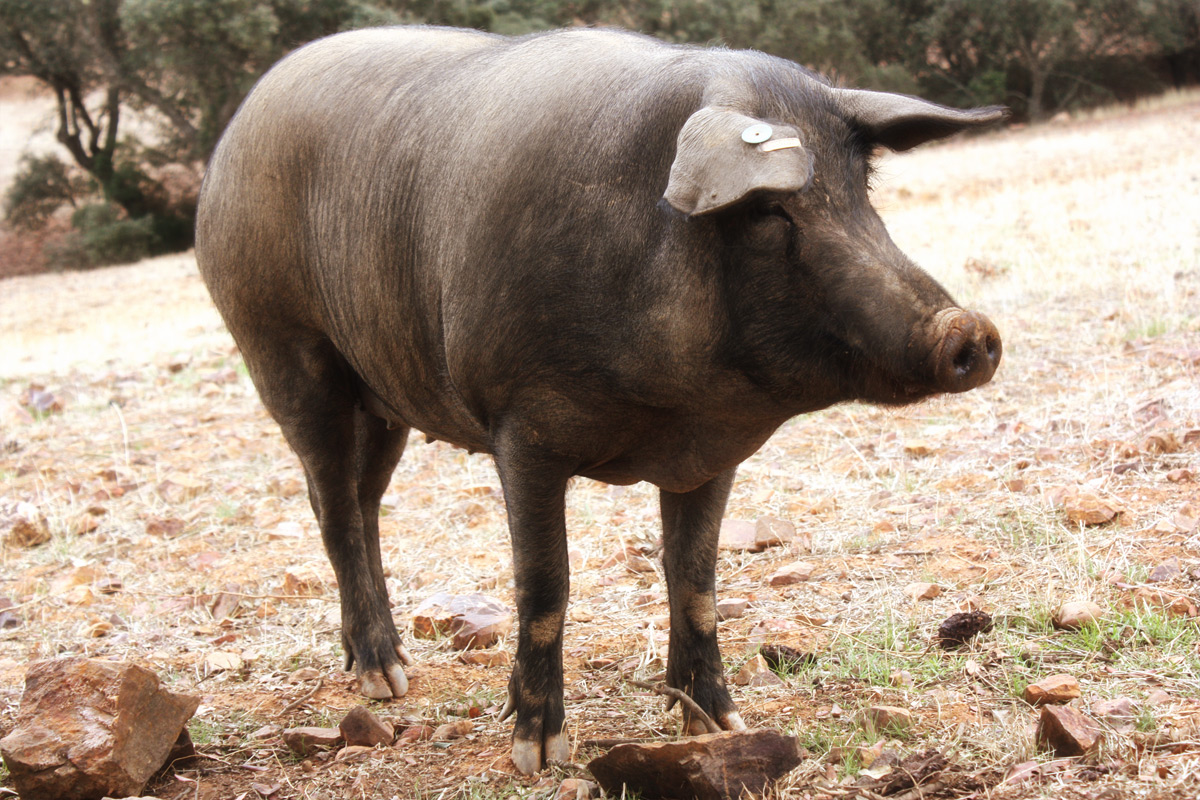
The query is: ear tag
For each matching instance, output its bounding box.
[740,124,773,144]
[759,137,802,152]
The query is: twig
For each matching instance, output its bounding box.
[627,679,721,734]
[280,677,323,716]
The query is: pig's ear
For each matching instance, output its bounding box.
[664,107,814,216]
[835,89,1008,152]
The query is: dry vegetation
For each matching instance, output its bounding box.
[1,93,1198,800]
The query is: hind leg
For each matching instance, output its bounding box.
[245,333,412,699]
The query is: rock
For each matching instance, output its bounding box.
[717,519,758,552]
[203,650,244,673]
[1148,560,1181,583]
[1062,490,1120,525]
[1091,698,1135,734]
[905,582,941,601]
[935,610,992,647]
[1130,588,1198,618]
[396,724,435,744]
[411,592,513,649]
[889,670,914,687]
[458,650,511,667]
[288,667,322,682]
[1023,674,1081,705]
[1036,705,1102,756]
[587,729,803,800]
[0,657,198,800]
[860,706,913,732]
[431,720,474,741]
[715,598,749,621]
[754,517,795,549]
[757,645,816,673]
[339,706,394,747]
[732,655,784,687]
[2,502,51,548]
[283,726,344,756]
[768,562,815,586]
[1053,601,1103,630]
[1145,689,1171,706]
[555,777,598,800]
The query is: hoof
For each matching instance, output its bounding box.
[358,662,408,699]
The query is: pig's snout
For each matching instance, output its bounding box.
[929,309,1002,393]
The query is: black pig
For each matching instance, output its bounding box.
[196,26,1003,773]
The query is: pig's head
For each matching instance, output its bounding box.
[664,80,1004,409]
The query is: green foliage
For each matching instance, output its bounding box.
[4,0,1199,270]
[46,203,161,270]
[3,154,91,230]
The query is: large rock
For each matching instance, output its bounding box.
[0,657,199,800]
[587,729,803,800]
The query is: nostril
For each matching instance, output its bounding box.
[985,334,1001,366]
[952,340,977,377]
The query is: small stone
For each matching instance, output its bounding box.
[339,706,394,747]
[733,654,784,687]
[889,670,914,687]
[459,650,511,667]
[396,724,435,744]
[1091,698,1135,733]
[411,593,513,649]
[1148,560,1181,583]
[1023,674,1081,705]
[431,720,474,741]
[905,582,941,601]
[1146,689,1171,706]
[935,610,992,647]
[718,519,758,552]
[768,562,815,586]
[555,777,598,800]
[1063,490,1121,525]
[1053,601,1103,630]
[288,667,322,682]
[283,726,344,756]
[1036,705,1102,756]
[716,598,749,620]
[757,645,815,672]
[249,724,281,740]
[2,502,51,548]
[861,706,913,732]
[203,650,244,673]
[1131,588,1198,618]
[754,517,795,549]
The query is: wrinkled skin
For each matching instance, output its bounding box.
[196,26,1004,774]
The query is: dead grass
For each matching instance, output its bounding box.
[1,97,1198,799]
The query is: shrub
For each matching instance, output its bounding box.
[2,154,91,231]
[45,203,162,270]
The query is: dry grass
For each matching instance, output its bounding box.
[1,97,1198,799]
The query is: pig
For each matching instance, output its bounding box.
[196,25,1004,773]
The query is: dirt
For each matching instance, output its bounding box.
[1,94,1198,799]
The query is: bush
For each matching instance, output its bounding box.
[45,203,162,270]
[2,154,91,231]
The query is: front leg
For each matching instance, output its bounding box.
[660,468,746,735]
[493,439,575,774]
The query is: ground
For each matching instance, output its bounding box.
[0,89,1197,800]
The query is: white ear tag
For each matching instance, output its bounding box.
[741,124,773,144]
[759,137,802,152]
